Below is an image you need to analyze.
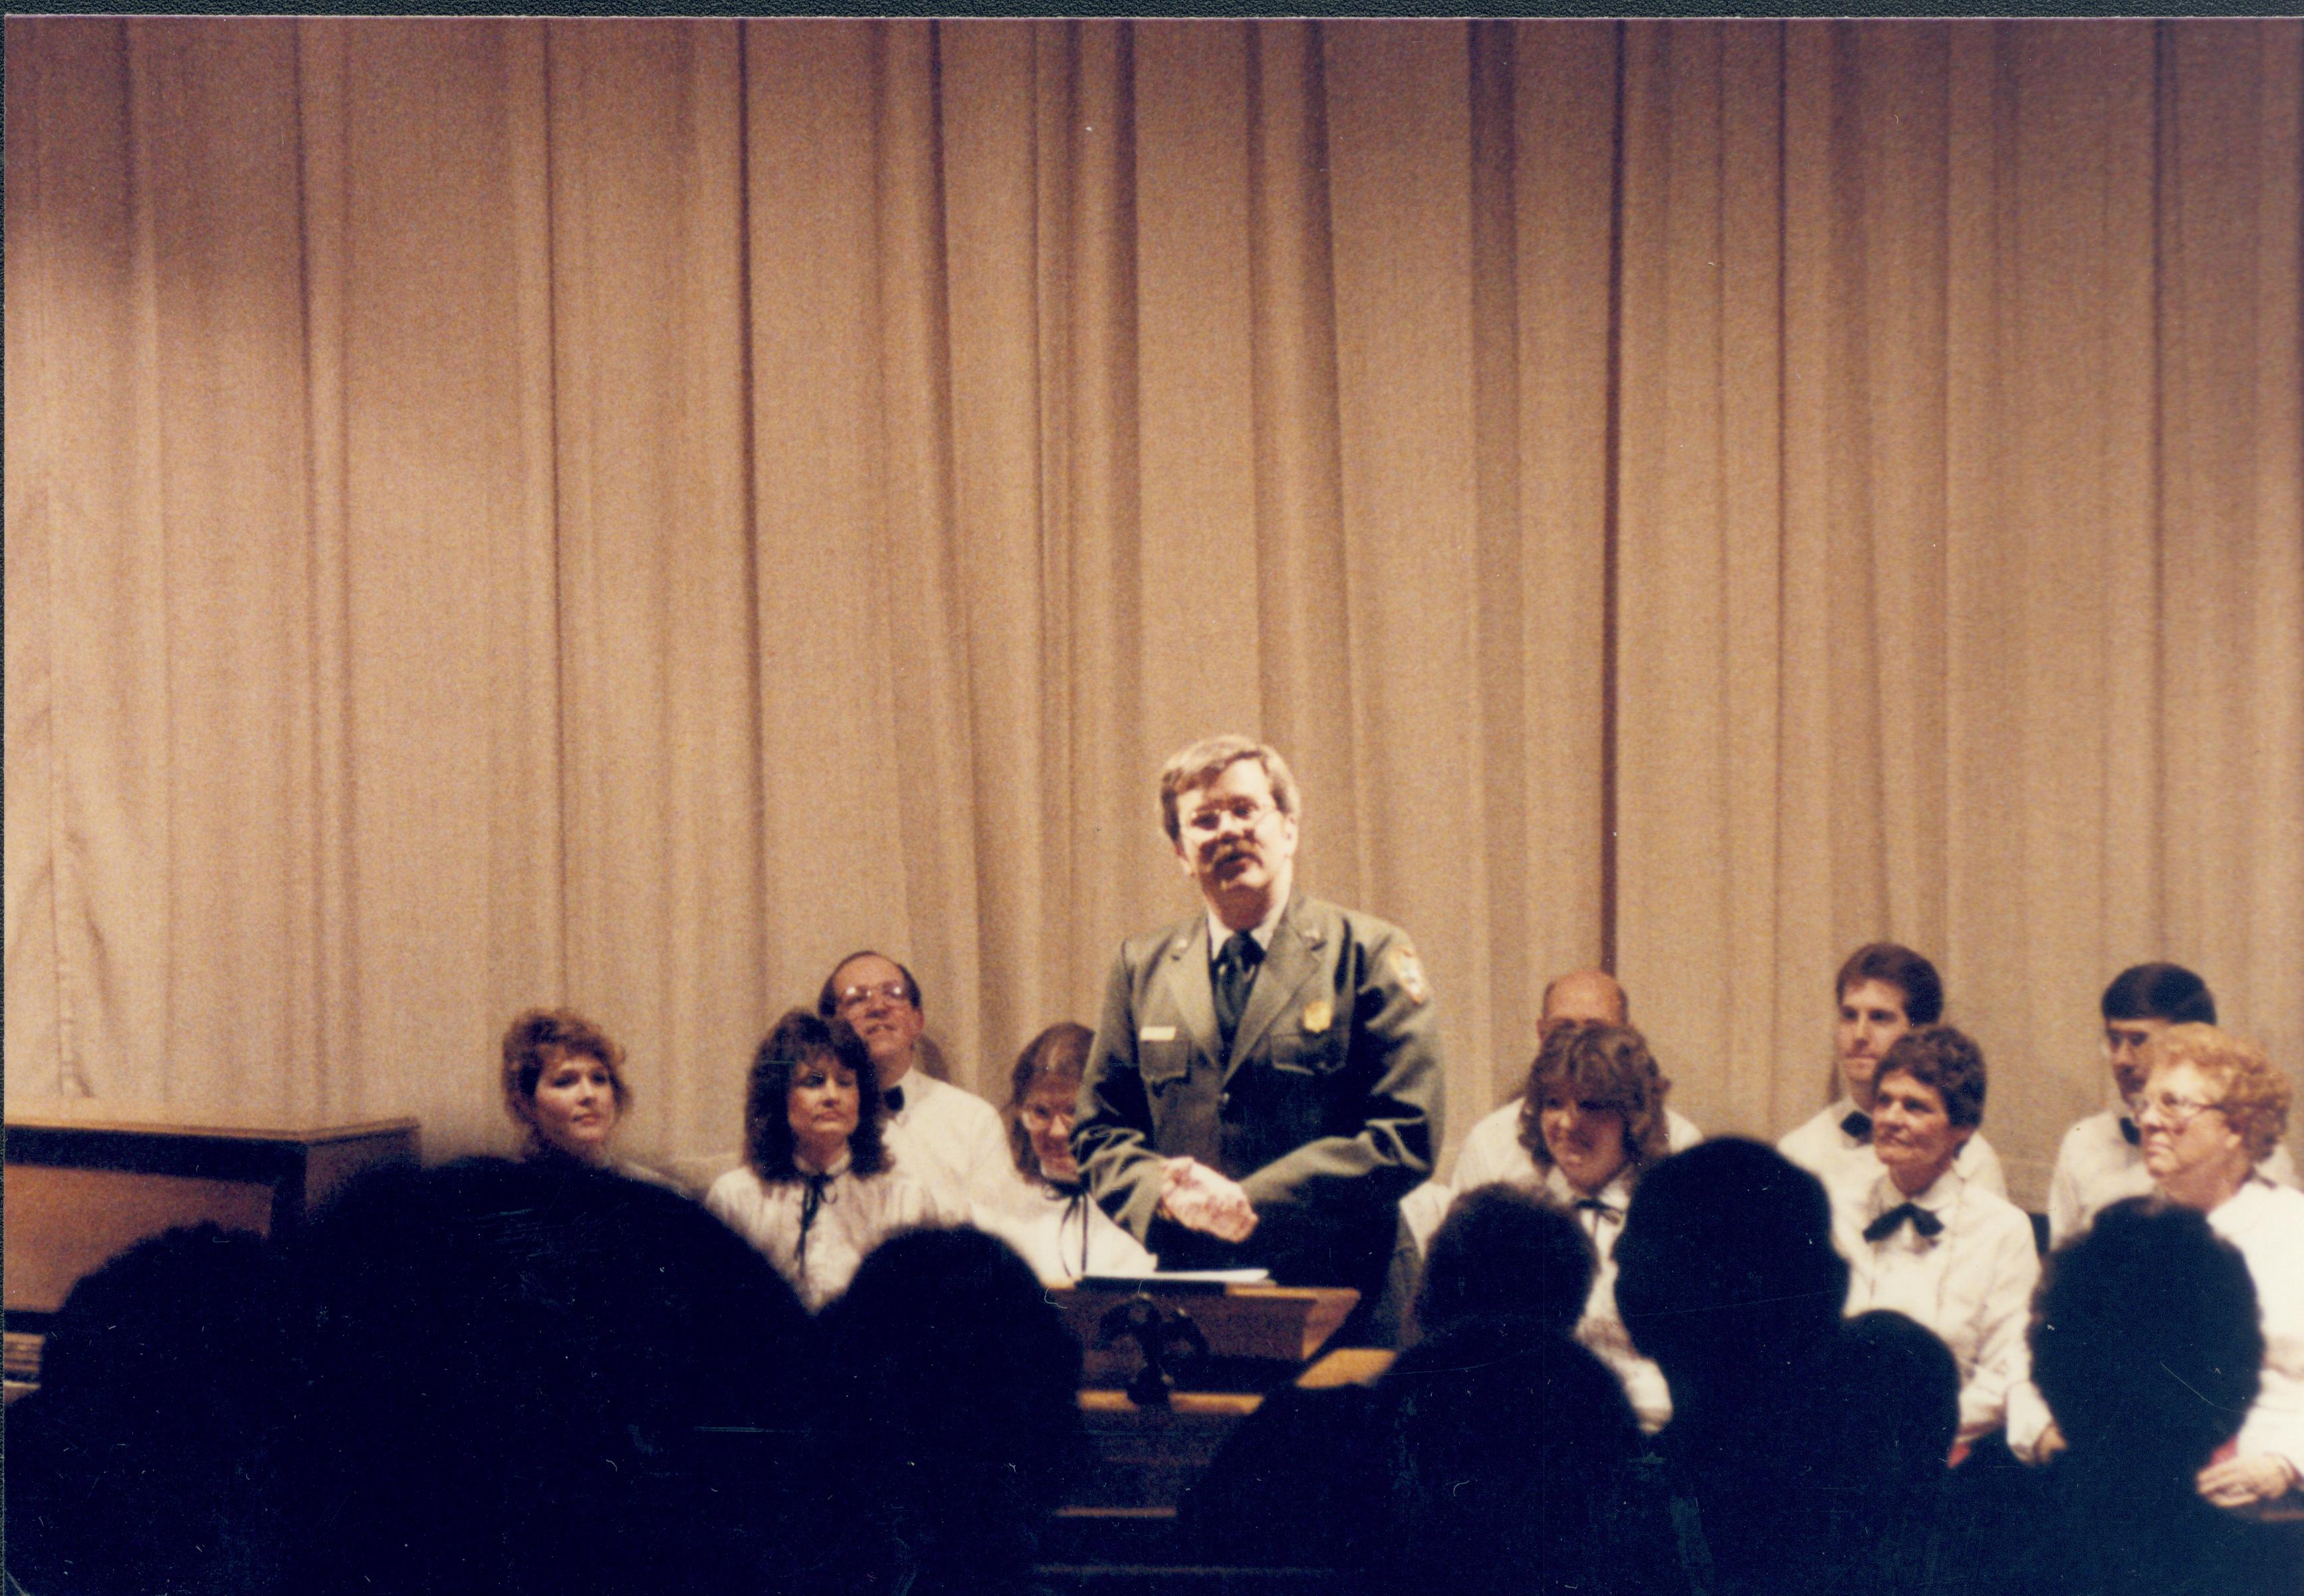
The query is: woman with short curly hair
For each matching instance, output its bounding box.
[499,1007,682,1191]
[1837,1024,2038,1455]
[2134,1022,2304,1507]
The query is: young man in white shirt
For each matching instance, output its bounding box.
[818,950,1016,1225]
[1778,942,2006,1209]
[2044,962,2296,1247]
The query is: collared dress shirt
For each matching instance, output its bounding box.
[2046,1106,2298,1247]
[1542,1165,1673,1434]
[1399,1103,1703,1257]
[1838,1162,2038,1445]
[981,1175,1158,1286]
[705,1155,939,1311]
[2208,1176,2304,1482]
[1783,1094,2008,1220]
[879,1069,1015,1226]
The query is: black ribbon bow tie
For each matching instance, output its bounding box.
[885,1085,905,1114]
[2120,1116,2140,1146]
[1863,1201,1945,1243]
[1573,1196,1622,1219]
[796,1171,835,1268]
[1841,1110,1874,1143]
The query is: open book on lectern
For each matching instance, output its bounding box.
[1076,1267,1270,1292]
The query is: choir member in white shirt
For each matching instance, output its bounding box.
[982,1021,1156,1284]
[1446,969,1706,1193]
[2045,963,2295,1247]
[2134,1023,2304,1508]
[819,950,1014,1224]
[1779,943,2007,1210]
[1398,968,1633,1254]
[707,1008,939,1310]
[1836,1025,2037,1451]
[1522,1018,1678,1432]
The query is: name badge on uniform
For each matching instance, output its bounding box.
[1139,1024,1177,1042]
[1301,999,1333,1034]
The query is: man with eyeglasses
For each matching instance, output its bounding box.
[816,950,1015,1224]
[2044,963,2296,1247]
[1073,735,1443,1344]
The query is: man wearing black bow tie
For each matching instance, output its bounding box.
[818,949,1012,1224]
[1777,942,2008,1210]
[1073,736,1442,1341]
[2043,962,2297,1247]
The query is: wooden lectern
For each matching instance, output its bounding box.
[1049,1279,1363,1519]
[1055,1279,1360,1397]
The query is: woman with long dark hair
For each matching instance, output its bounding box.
[705,1008,937,1310]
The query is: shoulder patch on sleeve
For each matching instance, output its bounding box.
[1389,944,1430,1006]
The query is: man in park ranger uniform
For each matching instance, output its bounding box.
[1074,735,1444,1343]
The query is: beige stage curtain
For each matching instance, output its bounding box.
[7,19,2299,1204]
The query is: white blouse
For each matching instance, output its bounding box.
[981,1176,1158,1286]
[1837,1162,2039,1445]
[705,1156,940,1311]
[2208,1176,2304,1479]
[1543,1166,1673,1434]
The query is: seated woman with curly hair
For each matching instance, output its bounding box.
[1835,1024,2038,1457]
[706,1008,940,1310]
[2132,1023,2304,1508]
[983,1022,1155,1283]
[1518,1018,1678,1432]
[500,1007,682,1191]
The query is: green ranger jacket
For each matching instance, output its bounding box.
[1074,891,1444,1302]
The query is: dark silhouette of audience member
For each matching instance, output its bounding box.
[1411,1179,1599,1341]
[283,1156,831,1596]
[1947,1197,2293,1596]
[1615,1137,1957,1596]
[1808,1309,1962,1593]
[1372,1310,1675,1596]
[1183,1183,1646,1589]
[5,1223,294,1596]
[817,1225,1088,1596]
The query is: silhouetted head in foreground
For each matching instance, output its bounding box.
[2033,1196,2260,1482]
[287,1157,824,1596]
[1610,1141,1866,1596]
[1376,1313,1663,1596]
[819,1225,1088,1595]
[5,1222,294,1596]
[1615,1138,1849,1419]
[1413,1180,1596,1341]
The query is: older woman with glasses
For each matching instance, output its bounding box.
[2134,1023,2304,1508]
[984,1022,1155,1284]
